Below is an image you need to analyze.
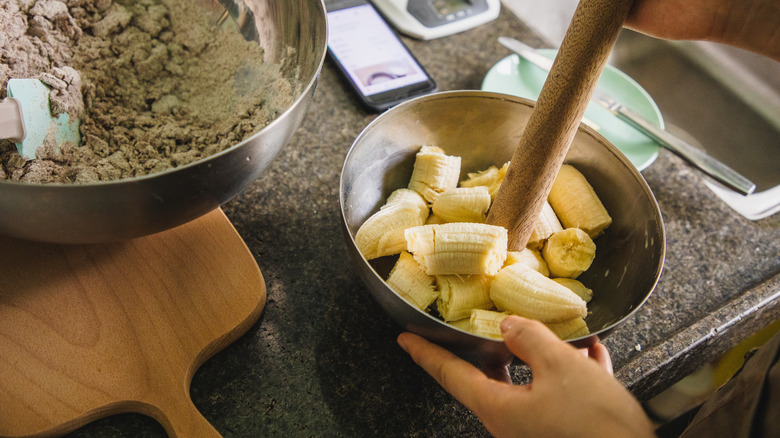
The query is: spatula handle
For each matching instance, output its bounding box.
[487,0,634,249]
[0,97,25,143]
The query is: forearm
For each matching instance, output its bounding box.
[625,0,780,62]
[718,0,780,62]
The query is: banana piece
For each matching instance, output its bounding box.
[469,309,509,339]
[384,188,429,216]
[435,275,493,321]
[460,162,509,201]
[552,278,593,302]
[431,186,492,223]
[490,262,587,323]
[407,145,461,204]
[425,213,447,225]
[548,164,612,239]
[448,317,471,332]
[405,222,508,276]
[386,251,438,310]
[504,248,550,277]
[542,228,596,279]
[355,201,428,260]
[368,189,431,257]
[460,165,499,188]
[527,201,564,250]
[546,317,590,340]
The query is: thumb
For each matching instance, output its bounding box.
[500,316,576,375]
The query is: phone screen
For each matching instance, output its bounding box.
[326,1,436,110]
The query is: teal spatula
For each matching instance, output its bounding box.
[0,78,80,159]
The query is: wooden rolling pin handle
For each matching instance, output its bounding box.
[487,0,634,250]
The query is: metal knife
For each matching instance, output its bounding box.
[498,36,756,196]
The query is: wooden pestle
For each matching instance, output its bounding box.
[487,0,634,250]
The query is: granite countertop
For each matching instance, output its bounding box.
[68,7,780,438]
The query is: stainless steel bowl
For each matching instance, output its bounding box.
[0,0,327,244]
[340,91,665,362]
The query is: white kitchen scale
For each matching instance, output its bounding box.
[373,0,501,40]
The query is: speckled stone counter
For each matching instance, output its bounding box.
[67,7,779,438]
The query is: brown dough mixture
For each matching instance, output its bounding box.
[0,0,295,183]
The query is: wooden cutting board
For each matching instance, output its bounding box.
[0,208,266,437]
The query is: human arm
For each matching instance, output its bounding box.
[624,0,780,62]
[397,316,655,438]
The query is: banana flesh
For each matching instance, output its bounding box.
[355,149,618,339]
[448,317,471,332]
[425,213,447,225]
[460,165,499,188]
[527,201,564,250]
[490,262,587,323]
[355,200,428,260]
[432,186,492,223]
[552,278,593,302]
[546,317,590,340]
[405,222,508,276]
[548,164,612,239]
[459,162,508,201]
[542,228,596,279]
[386,251,438,310]
[469,309,509,339]
[436,275,493,321]
[504,248,550,277]
[407,145,461,204]
[384,188,429,215]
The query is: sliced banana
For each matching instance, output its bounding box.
[490,262,587,324]
[386,251,438,310]
[552,277,594,302]
[548,164,612,239]
[459,161,509,201]
[460,165,499,189]
[527,200,564,250]
[469,308,509,339]
[436,275,493,322]
[546,317,590,340]
[504,248,550,277]
[407,145,461,204]
[355,201,428,260]
[359,152,614,333]
[425,213,447,225]
[405,222,508,276]
[384,188,429,216]
[448,317,472,332]
[542,228,596,278]
[432,186,491,223]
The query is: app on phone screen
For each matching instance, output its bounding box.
[327,5,430,97]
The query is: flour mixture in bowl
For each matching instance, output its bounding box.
[0,0,326,243]
[1,0,296,183]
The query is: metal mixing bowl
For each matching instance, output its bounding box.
[340,91,665,362]
[0,0,327,244]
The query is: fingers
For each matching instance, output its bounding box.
[499,316,576,376]
[588,341,613,375]
[397,332,509,410]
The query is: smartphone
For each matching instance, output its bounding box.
[325,0,438,112]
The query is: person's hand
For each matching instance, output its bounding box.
[397,316,655,438]
[624,0,780,61]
